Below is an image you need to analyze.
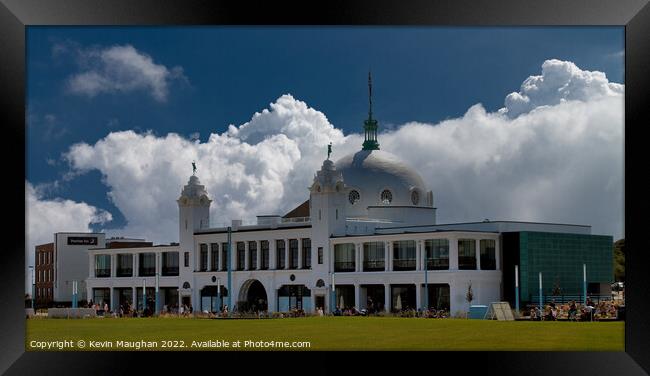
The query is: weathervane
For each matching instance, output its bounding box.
[327,142,332,160]
[192,160,197,176]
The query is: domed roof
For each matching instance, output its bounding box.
[335,149,429,216]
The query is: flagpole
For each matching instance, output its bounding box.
[227,226,232,313]
[142,278,146,315]
[423,243,428,312]
[331,272,336,314]
[583,263,587,305]
[155,272,160,315]
[515,265,520,314]
[538,272,543,310]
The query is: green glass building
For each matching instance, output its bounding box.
[502,231,614,305]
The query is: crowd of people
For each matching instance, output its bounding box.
[526,298,621,321]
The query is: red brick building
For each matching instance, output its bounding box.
[34,242,54,307]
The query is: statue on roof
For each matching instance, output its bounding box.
[327,142,332,160]
[192,160,197,175]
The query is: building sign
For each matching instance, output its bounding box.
[67,237,98,246]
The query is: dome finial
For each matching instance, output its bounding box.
[362,70,380,151]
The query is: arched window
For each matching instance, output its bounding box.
[381,190,393,204]
[316,279,325,288]
[348,190,360,205]
[411,190,419,205]
[183,281,191,289]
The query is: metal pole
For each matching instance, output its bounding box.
[155,272,160,315]
[72,280,77,308]
[331,272,336,314]
[142,279,146,314]
[227,226,232,312]
[583,263,588,305]
[217,278,221,313]
[423,244,428,311]
[30,266,34,310]
[515,265,520,314]
[538,272,543,310]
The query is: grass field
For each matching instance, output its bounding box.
[26,317,624,351]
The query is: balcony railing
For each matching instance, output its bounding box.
[393,259,416,271]
[116,268,132,277]
[334,261,355,272]
[162,266,179,276]
[426,259,449,270]
[95,268,111,278]
[363,260,385,271]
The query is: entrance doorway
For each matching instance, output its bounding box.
[315,295,325,311]
[238,279,268,312]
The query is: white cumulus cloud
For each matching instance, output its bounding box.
[65,44,187,102]
[53,58,622,256]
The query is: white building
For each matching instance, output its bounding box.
[84,77,611,316]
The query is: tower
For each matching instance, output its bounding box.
[177,173,211,304]
[362,71,380,151]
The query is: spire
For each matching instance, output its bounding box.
[362,71,380,151]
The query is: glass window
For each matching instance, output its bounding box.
[411,190,419,205]
[162,252,179,276]
[184,252,189,268]
[221,242,229,271]
[393,240,416,271]
[289,239,299,269]
[349,190,360,205]
[426,284,450,310]
[92,288,111,307]
[480,239,496,270]
[334,243,355,272]
[199,244,208,271]
[318,247,323,264]
[95,255,111,277]
[276,240,286,269]
[363,242,385,271]
[249,241,257,270]
[261,240,269,270]
[302,238,311,269]
[210,243,219,271]
[139,253,156,276]
[381,189,393,204]
[425,239,449,270]
[458,239,477,270]
[237,242,245,270]
[116,254,133,277]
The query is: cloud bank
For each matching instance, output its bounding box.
[26,59,624,289]
[65,44,187,102]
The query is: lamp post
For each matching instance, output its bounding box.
[155,272,160,315]
[216,277,221,313]
[515,265,520,314]
[331,272,336,314]
[227,226,232,312]
[29,266,34,310]
[423,243,428,312]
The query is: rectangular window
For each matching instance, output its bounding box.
[210,243,219,271]
[116,254,133,277]
[334,243,355,272]
[139,253,156,276]
[276,240,286,269]
[425,239,449,270]
[458,239,477,270]
[289,239,299,269]
[249,241,257,270]
[302,238,311,269]
[95,255,111,277]
[363,241,386,271]
[318,247,323,264]
[184,252,189,268]
[162,252,179,276]
[221,242,228,271]
[480,239,496,270]
[237,242,245,270]
[93,288,111,307]
[393,240,416,271]
[261,240,269,270]
[199,244,208,271]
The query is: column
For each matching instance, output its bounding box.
[156,252,161,276]
[110,287,115,312]
[495,237,501,271]
[385,241,390,271]
[131,286,136,309]
[388,242,394,271]
[111,254,117,277]
[89,254,95,278]
[415,283,421,311]
[354,284,360,309]
[384,283,391,312]
[269,280,277,312]
[284,239,289,269]
[331,243,336,272]
[270,240,277,270]
[256,241,261,271]
[476,239,481,271]
[416,241,422,271]
[298,238,303,270]
[449,237,459,270]
[207,246,211,271]
[244,242,249,270]
[358,243,364,272]
[134,252,139,277]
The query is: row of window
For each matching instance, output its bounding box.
[35,269,53,283]
[333,239,497,272]
[36,287,52,300]
[347,189,421,206]
[94,252,179,278]
[197,239,319,272]
[37,251,53,266]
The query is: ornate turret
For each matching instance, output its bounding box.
[362,71,380,151]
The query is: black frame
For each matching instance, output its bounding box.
[4,0,649,374]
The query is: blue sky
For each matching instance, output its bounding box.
[26,26,624,236]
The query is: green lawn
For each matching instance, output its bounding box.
[26,317,624,351]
